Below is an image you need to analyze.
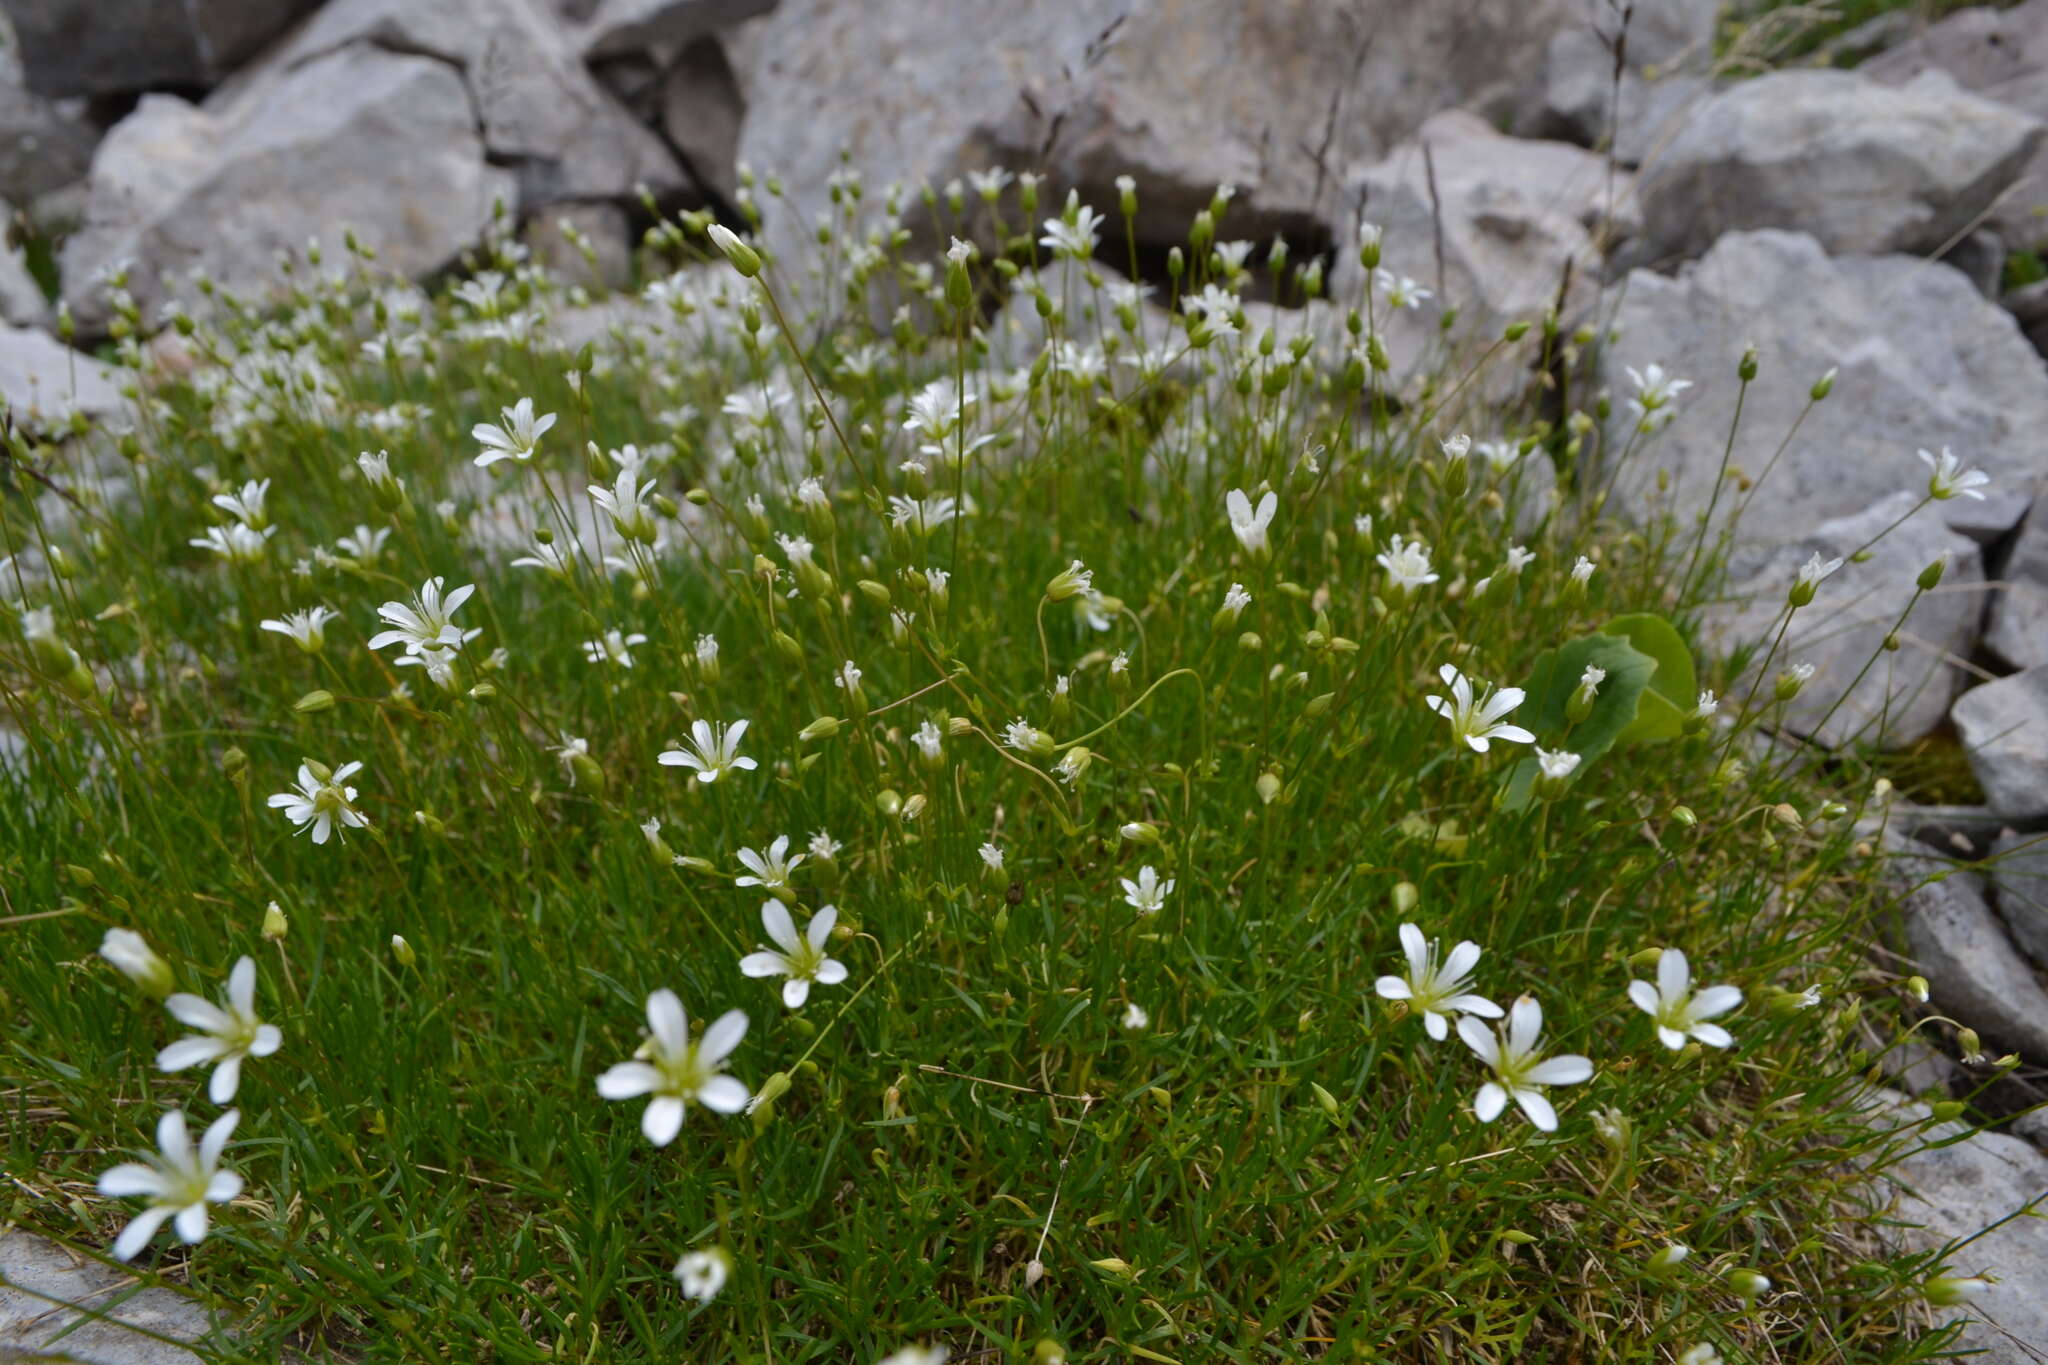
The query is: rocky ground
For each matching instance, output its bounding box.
[3,0,2048,1360]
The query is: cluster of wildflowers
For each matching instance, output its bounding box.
[1,168,1996,1359]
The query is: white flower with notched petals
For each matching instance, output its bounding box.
[1039,202,1104,260]
[739,902,849,1008]
[659,719,757,784]
[189,523,273,563]
[334,524,390,563]
[367,577,474,658]
[1625,363,1692,425]
[266,760,369,844]
[157,956,281,1103]
[1372,268,1431,309]
[979,842,1005,874]
[259,606,338,654]
[1505,545,1536,575]
[1628,949,1742,1051]
[472,396,557,467]
[98,1108,245,1262]
[1795,552,1842,592]
[1425,665,1533,753]
[1377,534,1438,593]
[596,991,749,1146]
[1225,488,1277,557]
[1918,446,1990,501]
[1374,922,1503,1041]
[1457,995,1593,1132]
[1120,865,1173,915]
[735,835,804,890]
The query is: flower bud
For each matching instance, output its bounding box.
[1906,975,1929,1002]
[1045,560,1093,602]
[1256,771,1282,805]
[1811,366,1837,401]
[1645,1244,1691,1278]
[390,934,416,967]
[1917,554,1948,592]
[1392,882,1419,915]
[1727,1268,1770,1307]
[1310,1082,1341,1121]
[294,688,336,714]
[1923,1274,1991,1306]
[99,928,174,998]
[261,902,290,941]
[706,223,762,277]
[800,716,843,742]
[1120,821,1161,845]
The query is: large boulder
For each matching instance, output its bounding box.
[0,1228,222,1359]
[0,0,322,99]
[727,0,1574,267]
[1634,69,2044,265]
[1986,827,2048,971]
[1502,0,1721,167]
[1705,491,1983,749]
[1601,230,2048,547]
[1894,846,2048,1061]
[59,46,514,331]
[1954,667,2048,821]
[1985,499,2048,670]
[1864,0,2048,254]
[239,0,687,210]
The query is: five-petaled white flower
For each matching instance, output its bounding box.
[211,479,271,528]
[1374,922,1503,1041]
[1120,865,1173,915]
[472,396,557,467]
[1373,269,1432,309]
[1536,748,1581,781]
[259,606,338,654]
[189,523,274,563]
[1457,995,1594,1132]
[368,577,475,658]
[1918,446,1990,501]
[1628,949,1742,1051]
[1425,665,1533,753]
[1377,533,1438,593]
[266,759,369,844]
[1624,363,1692,421]
[595,990,749,1146]
[978,842,1005,874]
[739,902,849,1008]
[1225,488,1277,558]
[97,1108,245,1262]
[659,719,757,784]
[157,956,281,1103]
[1039,203,1105,260]
[735,835,805,891]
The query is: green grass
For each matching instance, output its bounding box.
[1718,0,2020,67]
[0,185,1990,1362]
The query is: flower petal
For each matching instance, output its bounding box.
[739,951,789,979]
[642,1095,686,1147]
[698,1009,749,1064]
[696,1074,751,1114]
[174,1201,210,1244]
[645,988,687,1057]
[1473,1082,1507,1123]
[760,900,800,953]
[111,1206,173,1262]
[98,1164,168,1199]
[157,1036,228,1072]
[1691,985,1743,1019]
[1512,1088,1559,1132]
[1373,975,1413,1001]
[597,1061,660,1099]
[1523,1054,1593,1086]
[199,1110,239,1169]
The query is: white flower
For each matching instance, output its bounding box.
[1120,865,1174,915]
[1039,204,1104,260]
[189,523,273,563]
[696,634,720,672]
[912,720,944,763]
[836,660,863,692]
[510,538,574,577]
[1570,556,1596,585]
[1693,690,1719,720]
[266,760,369,844]
[97,1108,245,1262]
[356,449,397,491]
[1505,545,1536,575]
[1475,439,1519,470]
[1677,1346,1722,1365]
[969,168,1012,198]
[335,524,390,563]
[1372,268,1432,309]
[210,479,271,528]
[581,629,648,668]
[808,830,842,861]
[472,396,557,467]
[979,842,1005,873]
[739,902,849,1008]
[258,606,338,654]
[1373,922,1503,1041]
[674,1247,731,1302]
[659,719,757,784]
[1457,995,1594,1132]
[1624,363,1692,422]
[589,468,658,541]
[367,577,475,657]
[735,835,804,890]
[1795,552,1843,590]
[1425,664,1534,753]
[1225,488,1277,556]
[1536,748,1581,781]
[1627,949,1742,1051]
[157,956,281,1103]
[1919,446,1991,501]
[1122,1003,1150,1030]
[1377,533,1438,593]
[1223,583,1252,617]
[595,991,750,1146]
